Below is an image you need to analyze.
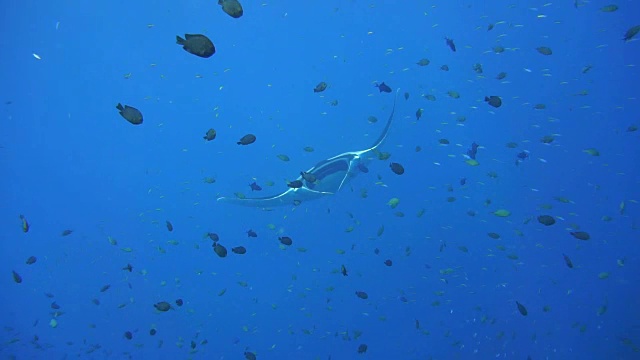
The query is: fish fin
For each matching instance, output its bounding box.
[176,35,185,45]
[116,103,124,111]
[185,34,195,39]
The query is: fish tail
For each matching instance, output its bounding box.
[176,35,185,45]
[116,103,124,111]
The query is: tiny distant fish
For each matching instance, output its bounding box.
[374,82,392,93]
[445,37,456,52]
[249,182,262,191]
[19,215,29,233]
[166,221,173,232]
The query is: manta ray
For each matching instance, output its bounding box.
[217,89,400,207]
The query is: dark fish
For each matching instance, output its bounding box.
[247,229,257,237]
[166,220,173,232]
[122,263,133,272]
[219,0,243,18]
[237,134,256,145]
[232,246,247,254]
[440,64,449,71]
[384,259,392,266]
[26,256,37,265]
[116,103,143,125]
[150,328,157,336]
[389,162,405,175]
[516,150,529,166]
[488,23,494,31]
[357,163,369,173]
[537,215,556,226]
[12,270,22,284]
[374,82,392,93]
[313,81,327,93]
[92,298,100,305]
[244,351,257,360]
[191,340,196,349]
[176,34,215,58]
[570,231,590,240]
[249,182,262,191]
[203,128,217,141]
[124,331,133,340]
[467,142,479,159]
[374,248,380,255]
[213,243,228,257]
[445,37,456,52]
[485,96,502,108]
[357,344,368,354]
[278,236,293,246]
[536,46,553,55]
[207,232,220,242]
[50,301,60,310]
[287,180,303,188]
[516,301,528,316]
[19,214,29,232]
[355,291,368,299]
[154,301,172,312]
[340,264,348,276]
[563,254,574,268]
[61,229,73,236]
[175,299,184,306]
[100,284,111,293]
[460,177,466,186]
[623,25,640,42]
[300,171,317,183]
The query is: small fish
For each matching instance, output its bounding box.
[165,221,173,232]
[389,162,404,175]
[536,46,553,55]
[154,301,172,312]
[374,82,392,93]
[116,103,143,125]
[26,256,37,265]
[176,34,215,58]
[357,344,368,354]
[384,259,392,266]
[516,301,528,316]
[12,270,22,284]
[237,134,256,145]
[485,96,502,108]
[313,81,327,93]
[232,246,247,254]
[300,171,317,183]
[213,243,228,257]
[623,25,640,42]
[19,215,29,232]
[124,331,133,340]
[445,37,456,52]
[219,0,243,18]
[278,236,293,246]
[355,291,368,299]
[415,108,423,120]
[203,128,217,141]
[287,180,303,188]
[247,229,257,237]
[249,182,262,191]
[61,229,73,236]
[175,299,184,306]
[122,263,133,272]
[340,264,348,276]
[100,284,111,292]
[467,142,479,159]
[563,254,574,268]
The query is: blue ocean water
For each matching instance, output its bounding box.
[1,1,639,359]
